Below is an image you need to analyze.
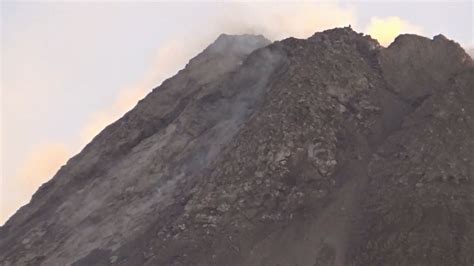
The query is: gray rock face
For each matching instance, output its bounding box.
[1,28,473,266]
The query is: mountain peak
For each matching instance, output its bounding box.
[207,33,271,55]
[1,27,473,266]
[308,26,381,51]
[380,32,472,100]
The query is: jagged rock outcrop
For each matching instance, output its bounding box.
[1,27,473,266]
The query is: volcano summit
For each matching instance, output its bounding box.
[1,27,473,266]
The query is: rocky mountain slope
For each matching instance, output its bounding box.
[1,27,473,266]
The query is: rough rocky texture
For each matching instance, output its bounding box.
[1,27,473,266]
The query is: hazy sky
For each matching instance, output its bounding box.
[1,1,473,225]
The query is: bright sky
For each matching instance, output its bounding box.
[1,1,473,225]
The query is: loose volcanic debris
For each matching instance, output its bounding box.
[1,27,473,266]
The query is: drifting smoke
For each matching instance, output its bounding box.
[365,16,423,46]
[3,2,426,225]
[77,2,359,144]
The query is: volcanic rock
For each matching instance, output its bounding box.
[1,27,473,266]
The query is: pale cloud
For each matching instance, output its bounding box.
[0,2,365,225]
[1,34,212,225]
[79,39,205,144]
[79,86,147,145]
[15,143,70,190]
[365,16,423,46]
[1,142,71,223]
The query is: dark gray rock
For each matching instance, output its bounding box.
[1,27,473,266]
